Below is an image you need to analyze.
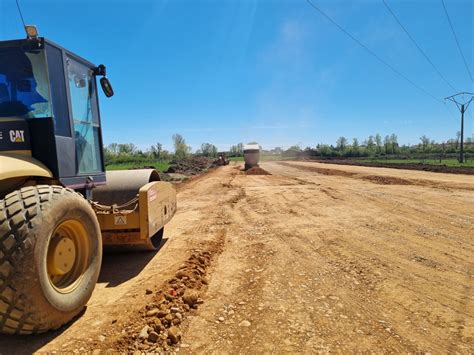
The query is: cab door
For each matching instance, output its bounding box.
[65,55,103,175]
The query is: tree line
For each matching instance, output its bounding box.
[303,132,474,158]
[104,133,221,165]
[104,131,474,165]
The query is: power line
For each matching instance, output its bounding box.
[305,0,443,104]
[15,0,27,31]
[383,0,457,92]
[441,0,473,81]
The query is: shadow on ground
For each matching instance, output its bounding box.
[0,308,85,355]
[0,238,168,354]
[99,238,168,287]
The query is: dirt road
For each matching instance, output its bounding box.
[1,161,473,353]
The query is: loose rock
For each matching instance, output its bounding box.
[138,325,151,339]
[157,310,169,318]
[148,331,160,343]
[168,326,181,344]
[239,320,251,327]
[182,290,199,306]
[146,308,159,317]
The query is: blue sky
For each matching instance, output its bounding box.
[0,0,472,151]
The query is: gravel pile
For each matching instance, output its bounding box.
[114,248,217,353]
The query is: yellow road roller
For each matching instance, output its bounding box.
[0,28,176,334]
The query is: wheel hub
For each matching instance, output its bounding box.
[47,236,76,275]
[47,219,90,293]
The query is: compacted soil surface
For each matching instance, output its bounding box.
[311,158,474,175]
[0,161,472,353]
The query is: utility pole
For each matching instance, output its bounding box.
[460,104,464,163]
[444,92,474,163]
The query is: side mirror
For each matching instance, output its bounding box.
[100,77,114,97]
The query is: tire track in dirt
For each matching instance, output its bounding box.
[179,169,419,352]
[0,166,241,354]
[264,161,473,352]
[240,179,418,352]
[181,186,281,353]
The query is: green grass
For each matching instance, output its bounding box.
[106,161,171,172]
[359,158,474,168]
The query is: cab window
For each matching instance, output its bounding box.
[66,56,102,174]
[0,46,52,118]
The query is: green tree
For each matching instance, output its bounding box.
[336,136,348,151]
[365,135,375,156]
[367,136,374,148]
[287,145,302,152]
[283,145,302,158]
[172,134,190,160]
[375,134,382,153]
[351,138,360,156]
[318,144,332,156]
[229,143,244,156]
[107,143,119,154]
[384,135,391,154]
[149,142,163,159]
[201,143,218,157]
[390,134,398,154]
[160,150,171,161]
[420,135,430,152]
[118,143,136,155]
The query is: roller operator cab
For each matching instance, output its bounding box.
[0,32,176,335]
[0,35,113,192]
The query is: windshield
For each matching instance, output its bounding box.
[0,46,52,118]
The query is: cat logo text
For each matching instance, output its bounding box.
[9,130,25,143]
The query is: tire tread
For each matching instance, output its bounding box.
[0,185,77,334]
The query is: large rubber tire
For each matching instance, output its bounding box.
[0,185,102,334]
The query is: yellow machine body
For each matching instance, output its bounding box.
[0,152,53,180]
[0,151,54,195]
[92,169,176,250]
[0,38,177,335]
[96,181,176,249]
[0,154,177,251]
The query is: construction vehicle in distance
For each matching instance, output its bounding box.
[243,143,260,170]
[214,152,230,166]
[0,28,176,334]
